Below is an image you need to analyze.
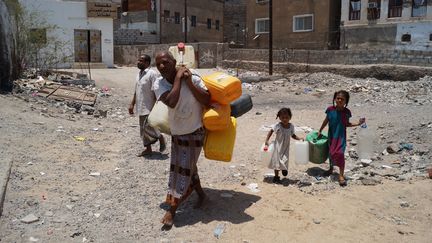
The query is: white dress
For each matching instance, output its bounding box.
[268,123,294,170]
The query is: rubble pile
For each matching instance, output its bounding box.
[225,70,432,193]
[233,70,432,106]
[12,70,114,119]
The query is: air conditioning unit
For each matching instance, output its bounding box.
[367,2,378,8]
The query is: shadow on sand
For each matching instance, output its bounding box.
[142,152,169,160]
[306,167,328,177]
[159,187,261,228]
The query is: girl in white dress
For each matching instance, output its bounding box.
[264,108,303,183]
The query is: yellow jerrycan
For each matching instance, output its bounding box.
[204,117,236,162]
[203,104,231,131]
[202,72,242,105]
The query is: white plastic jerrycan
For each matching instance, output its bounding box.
[260,142,274,166]
[294,141,309,165]
[357,121,374,160]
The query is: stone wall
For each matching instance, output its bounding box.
[114,43,432,80]
[114,42,219,68]
[222,47,432,66]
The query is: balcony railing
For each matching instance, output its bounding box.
[388,6,402,18]
[349,10,361,20]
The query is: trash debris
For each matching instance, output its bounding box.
[89,172,101,177]
[29,236,39,242]
[386,144,399,154]
[213,223,226,239]
[303,87,313,93]
[246,183,260,193]
[361,159,372,167]
[399,143,413,151]
[20,214,39,224]
[400,201,410,208]
[73,136,86,142]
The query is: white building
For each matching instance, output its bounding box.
[341,0,432,51]
[20,0,117,68]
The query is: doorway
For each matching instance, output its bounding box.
[74,29,102,62]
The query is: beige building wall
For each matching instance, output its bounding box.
[246,0,340,50]
[160,0,224,43]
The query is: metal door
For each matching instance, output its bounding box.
[89,30,101,62]
[74,29,102,63]
[74,29,88,62]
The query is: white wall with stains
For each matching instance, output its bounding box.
[20,0,114,68]
[396,22,432,51]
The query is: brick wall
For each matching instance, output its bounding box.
[114,29,159,45]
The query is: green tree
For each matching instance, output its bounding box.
[7,0,73,77]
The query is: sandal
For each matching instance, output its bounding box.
[272,176,281,184]
[339,178,347,187]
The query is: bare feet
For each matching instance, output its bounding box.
[161,211,174,227]
[194,194,209,209]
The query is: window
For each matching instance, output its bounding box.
[191,15,197,27]
[163,10,170,22]
[412,0,427,17]
[255,18,269,33]
[174,12,180,24]
[367,1,381,20]
[207,18,212,29]
[430,33,432,41]
[163,10,170,18]
[293,14,313,32]
[29,28,47,44]
[401,34,411,42]
[349,0,361,20]
[388,0,402,18]
[215,20,220,30]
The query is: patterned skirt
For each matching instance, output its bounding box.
[139,115,161,146]
[165,128,205,206]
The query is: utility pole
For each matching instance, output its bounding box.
[269,0,273,75]
[184,0,188,43]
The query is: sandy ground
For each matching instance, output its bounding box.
[0,67,431,242]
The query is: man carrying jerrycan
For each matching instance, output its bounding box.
[152,51,210,230]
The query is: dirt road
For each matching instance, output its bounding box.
[1,67,431,242]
